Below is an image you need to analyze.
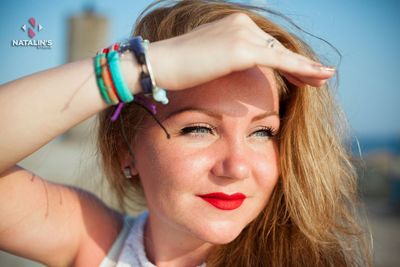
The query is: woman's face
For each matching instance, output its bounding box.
[131,66,280,244]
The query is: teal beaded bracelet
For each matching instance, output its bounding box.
[107,50,134,103]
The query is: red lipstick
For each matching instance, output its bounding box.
[198,192,246,210]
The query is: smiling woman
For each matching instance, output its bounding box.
[0,0,372,266]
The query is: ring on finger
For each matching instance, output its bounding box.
[266,38,276,48]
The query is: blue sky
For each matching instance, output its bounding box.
[1,0,399,138]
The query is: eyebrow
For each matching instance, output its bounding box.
[165,107,279,122]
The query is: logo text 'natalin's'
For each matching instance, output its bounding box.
[11,17,53,49]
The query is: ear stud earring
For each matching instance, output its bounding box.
[123,167,133,179]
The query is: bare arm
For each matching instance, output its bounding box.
[0,55,141,173]
[0,54,139,265]
[0,166,123,267]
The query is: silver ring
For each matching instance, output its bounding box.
[266,38,276,48]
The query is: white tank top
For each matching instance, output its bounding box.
[99,211,207,267]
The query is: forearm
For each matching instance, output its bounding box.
[0,53,141,173]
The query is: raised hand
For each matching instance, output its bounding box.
[148,13,335,91]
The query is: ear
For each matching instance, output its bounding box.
[120,150,139,176]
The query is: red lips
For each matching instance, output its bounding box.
[198,192,246,210]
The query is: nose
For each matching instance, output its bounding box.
[210,138,251,181]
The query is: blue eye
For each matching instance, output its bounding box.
[180,125,215,136]
[179,125,277,138]
[251,127,277,138]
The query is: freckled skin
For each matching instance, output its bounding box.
[130,66,280,257]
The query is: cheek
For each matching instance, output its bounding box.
[252,141,280,199]
[134,137,212,197]
[134,138,217,224]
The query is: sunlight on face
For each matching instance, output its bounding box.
[132,66,280,244]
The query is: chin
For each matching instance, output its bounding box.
[194,219,246,245]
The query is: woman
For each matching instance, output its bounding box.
[0,0,372,266]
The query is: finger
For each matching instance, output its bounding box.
[250,43,336,78]
[270,44,335,79]
[239,17,332,72]
[280,71,306,87]
[241,20,286,50]
[280,71,328,88]
[236,27,325,74]
[224,13,286,49]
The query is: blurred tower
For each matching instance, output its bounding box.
[65,6,109,141]
[68,6,109,62]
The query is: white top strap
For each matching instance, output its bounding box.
[99,211,206,267]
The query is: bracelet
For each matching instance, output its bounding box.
[108,49,134,103]
[120,36,168,104]
[100,53,120,105]
[120,37,152,95]
[93,54,113,105]
[93,36,169,121]
[142,40,169,105]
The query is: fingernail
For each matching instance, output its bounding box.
[312,64,336,72]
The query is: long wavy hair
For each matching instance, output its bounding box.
[97,1,373,266]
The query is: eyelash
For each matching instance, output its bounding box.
[179,124,277,138]
[179,125,216,136]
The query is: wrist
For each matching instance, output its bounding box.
[120,51,143,95]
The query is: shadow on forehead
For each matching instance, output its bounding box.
[159,67,278,118]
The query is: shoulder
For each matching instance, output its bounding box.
[72,190,125,267]
[99,212,148,267]
[98,214,137,267]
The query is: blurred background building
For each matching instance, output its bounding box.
[0,0,399,266]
